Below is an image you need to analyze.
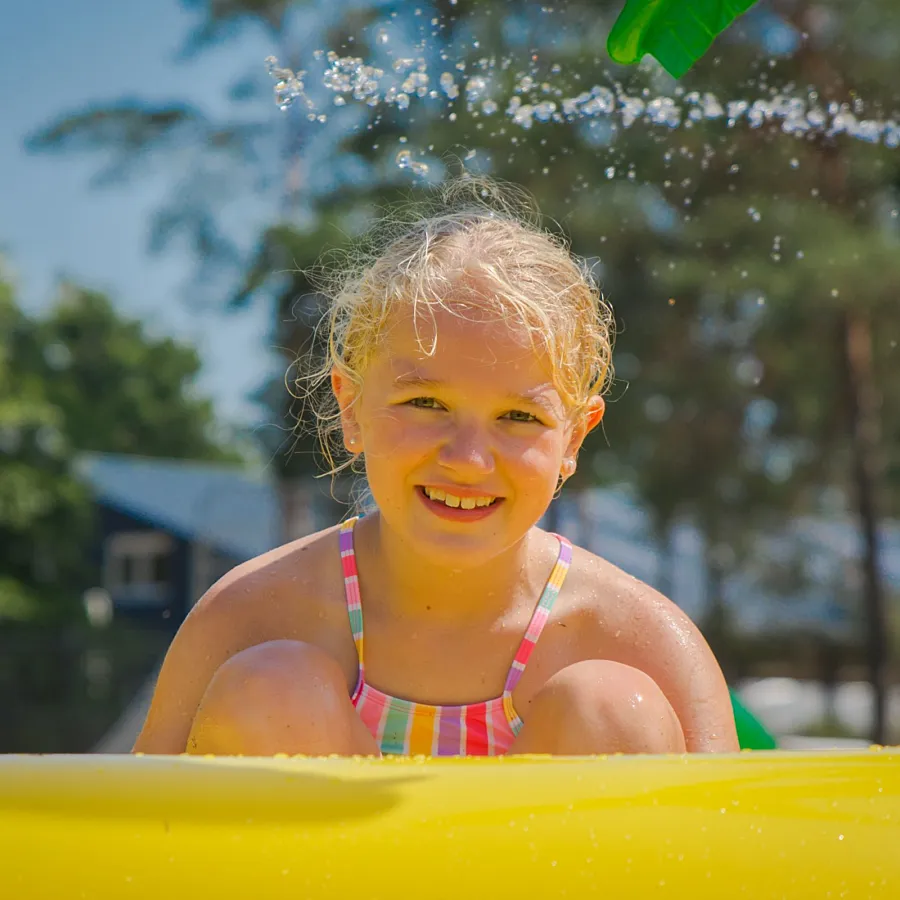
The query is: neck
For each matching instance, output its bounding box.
[356,513,554,624]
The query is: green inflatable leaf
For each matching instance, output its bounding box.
[730,688,778,750]
[608,0,760,79]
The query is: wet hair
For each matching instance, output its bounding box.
[296,174,614,474]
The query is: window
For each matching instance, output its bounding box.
[189,543,237,607]
[104,531,174,607]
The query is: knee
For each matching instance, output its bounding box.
[209,640,347,702]
[189,640,349,750]
[528,660,686,754]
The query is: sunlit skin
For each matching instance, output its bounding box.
[332,301,604,620]
[132,294,739,758]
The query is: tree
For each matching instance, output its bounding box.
[21,282,242,462]
[25,0,900,739]
[0,265,240,621]
[546,0,900,738]
[1,268,93,621]
[26,0,406,538]
[378,0,900,733]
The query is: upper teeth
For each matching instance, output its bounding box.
[424,488,496,509]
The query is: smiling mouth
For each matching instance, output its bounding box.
[418,486,502,510]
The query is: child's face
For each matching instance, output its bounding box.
[334,301,603,566]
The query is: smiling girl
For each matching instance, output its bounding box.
[133,177,738,757]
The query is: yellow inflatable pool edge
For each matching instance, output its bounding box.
[2,749,898,899]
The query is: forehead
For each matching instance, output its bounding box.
[373,301,554,388]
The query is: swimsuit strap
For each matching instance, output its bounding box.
[338,518,365,685]
[502,534,573,695]
[338,517,573,697]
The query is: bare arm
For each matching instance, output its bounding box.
[593,578,740,754]
[632,591,739,753]
[132,581,267,754]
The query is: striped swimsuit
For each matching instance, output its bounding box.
[338,516,573,756]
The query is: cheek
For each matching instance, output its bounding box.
[362,409,433,463]
[502,430,566,485]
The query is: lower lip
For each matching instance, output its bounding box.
[417,487,504,522]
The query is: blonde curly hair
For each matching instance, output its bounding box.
[295,175,614,475]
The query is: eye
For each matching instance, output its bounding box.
[407,396,444,410]
[502,409,540,423]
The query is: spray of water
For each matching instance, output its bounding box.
[266,50,900,177]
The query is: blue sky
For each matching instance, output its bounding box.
[1,0,280,425]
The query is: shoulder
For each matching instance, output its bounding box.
[165,519,354,701]
[132,521,353,754]
[560,540,689,634]
[561,540,738,751]
[188,521,348,638]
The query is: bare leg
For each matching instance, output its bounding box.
[186,640,380,756]
[508,660,686,755]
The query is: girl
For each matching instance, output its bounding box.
[134,177,739,757]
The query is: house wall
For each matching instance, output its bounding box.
[93,505,192,625]
[188,542,242,613]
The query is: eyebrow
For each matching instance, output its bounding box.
[392,373,442,389]
[391,373,559,410]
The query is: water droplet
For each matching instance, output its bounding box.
[465,76,488,104]
[439,72,459,100]
[748,207,762,222]
[395,149,429,176]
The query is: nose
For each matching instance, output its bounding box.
[436,419,495,479]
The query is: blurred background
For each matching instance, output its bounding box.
[1,0,898,754]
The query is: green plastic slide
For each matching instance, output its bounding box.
[608,0,760,79]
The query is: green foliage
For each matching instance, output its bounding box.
[23,0,900,647]
[0,265,239,621]
[0,276,91,621]
[23,284,241,461]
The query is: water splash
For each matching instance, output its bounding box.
[265,49,900,172]
[396,149,430,176]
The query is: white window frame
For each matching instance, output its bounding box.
[104,531,174,593]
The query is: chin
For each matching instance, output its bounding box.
[406,509,537,568]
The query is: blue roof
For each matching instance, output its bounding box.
[75,453,899,636]
[76,453,279,560]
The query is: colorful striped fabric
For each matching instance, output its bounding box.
[338,516,573,756]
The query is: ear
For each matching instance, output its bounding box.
[565,395,605,459]
[331,366,362,453]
